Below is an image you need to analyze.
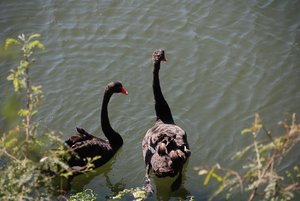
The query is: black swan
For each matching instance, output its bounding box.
[142,49,191,193]
[65,81,128,171]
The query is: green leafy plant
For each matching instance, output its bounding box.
[0,33,70,200]
[1,34,106,201]
[69,189,97,201]
[110,186,195,201]
[111,186,147,201]
[5,33,45,144]
[196,113,300,201]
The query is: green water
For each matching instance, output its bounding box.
[1,1,300,200]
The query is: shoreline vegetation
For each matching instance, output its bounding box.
[1,34,299,201]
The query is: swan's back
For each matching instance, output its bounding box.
[142,120,190,177]
[65,127,94,147]
[65,128,114,168]
[67,137,114,168]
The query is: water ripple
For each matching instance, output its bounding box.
[1,0,300,200]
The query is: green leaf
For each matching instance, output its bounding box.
[28,33,41,41]
[13,79,20,92]
[7,72,15,81]
[19,60,29,69]
[132,188,147,199]
[241,128,252,135]
[18,109,30,117]
[4,38,20,50]
[4,138,17,149]
[29,40,45,50]
[212,172,223,182]
[31,85,43,94]
[204,166,217,185]
[254,124,262,130]
[31,110,38,117]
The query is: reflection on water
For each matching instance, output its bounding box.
[1,0,300,200]
[69,147,126,199]
[153,161,190,201]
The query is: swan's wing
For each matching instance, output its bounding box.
[143,122,191,177]
[65,127,96,147]
[149,123,190,153]
[142,121,168,158]
[142,127,154,165]
[70,138,111,158]
[169,125,191,156]
[143,123,190,157]
[66,138,111,168]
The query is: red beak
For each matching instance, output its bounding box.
[121,87,128,95]
[162,57,167,63]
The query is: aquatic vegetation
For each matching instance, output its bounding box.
[0,34,69,200]
[69,189,97,201]
[110,186,147,201]
[196,113,300,201]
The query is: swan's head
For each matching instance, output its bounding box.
[152,49,167,64]
[106,81,128,95]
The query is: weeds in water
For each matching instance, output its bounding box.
[69,189,97,201]
[196,113,300,201]
[0,33,71,200]
[110,186,147,201]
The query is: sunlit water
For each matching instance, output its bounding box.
[1,1,300,200]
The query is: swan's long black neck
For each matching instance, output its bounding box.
[153,61,174,124]
[101,91,123,149]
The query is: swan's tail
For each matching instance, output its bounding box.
[76,127,89,136]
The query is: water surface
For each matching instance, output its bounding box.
[1,1,300,200]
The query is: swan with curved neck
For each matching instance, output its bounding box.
[142,49,191,194]
[65,81,128,171]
